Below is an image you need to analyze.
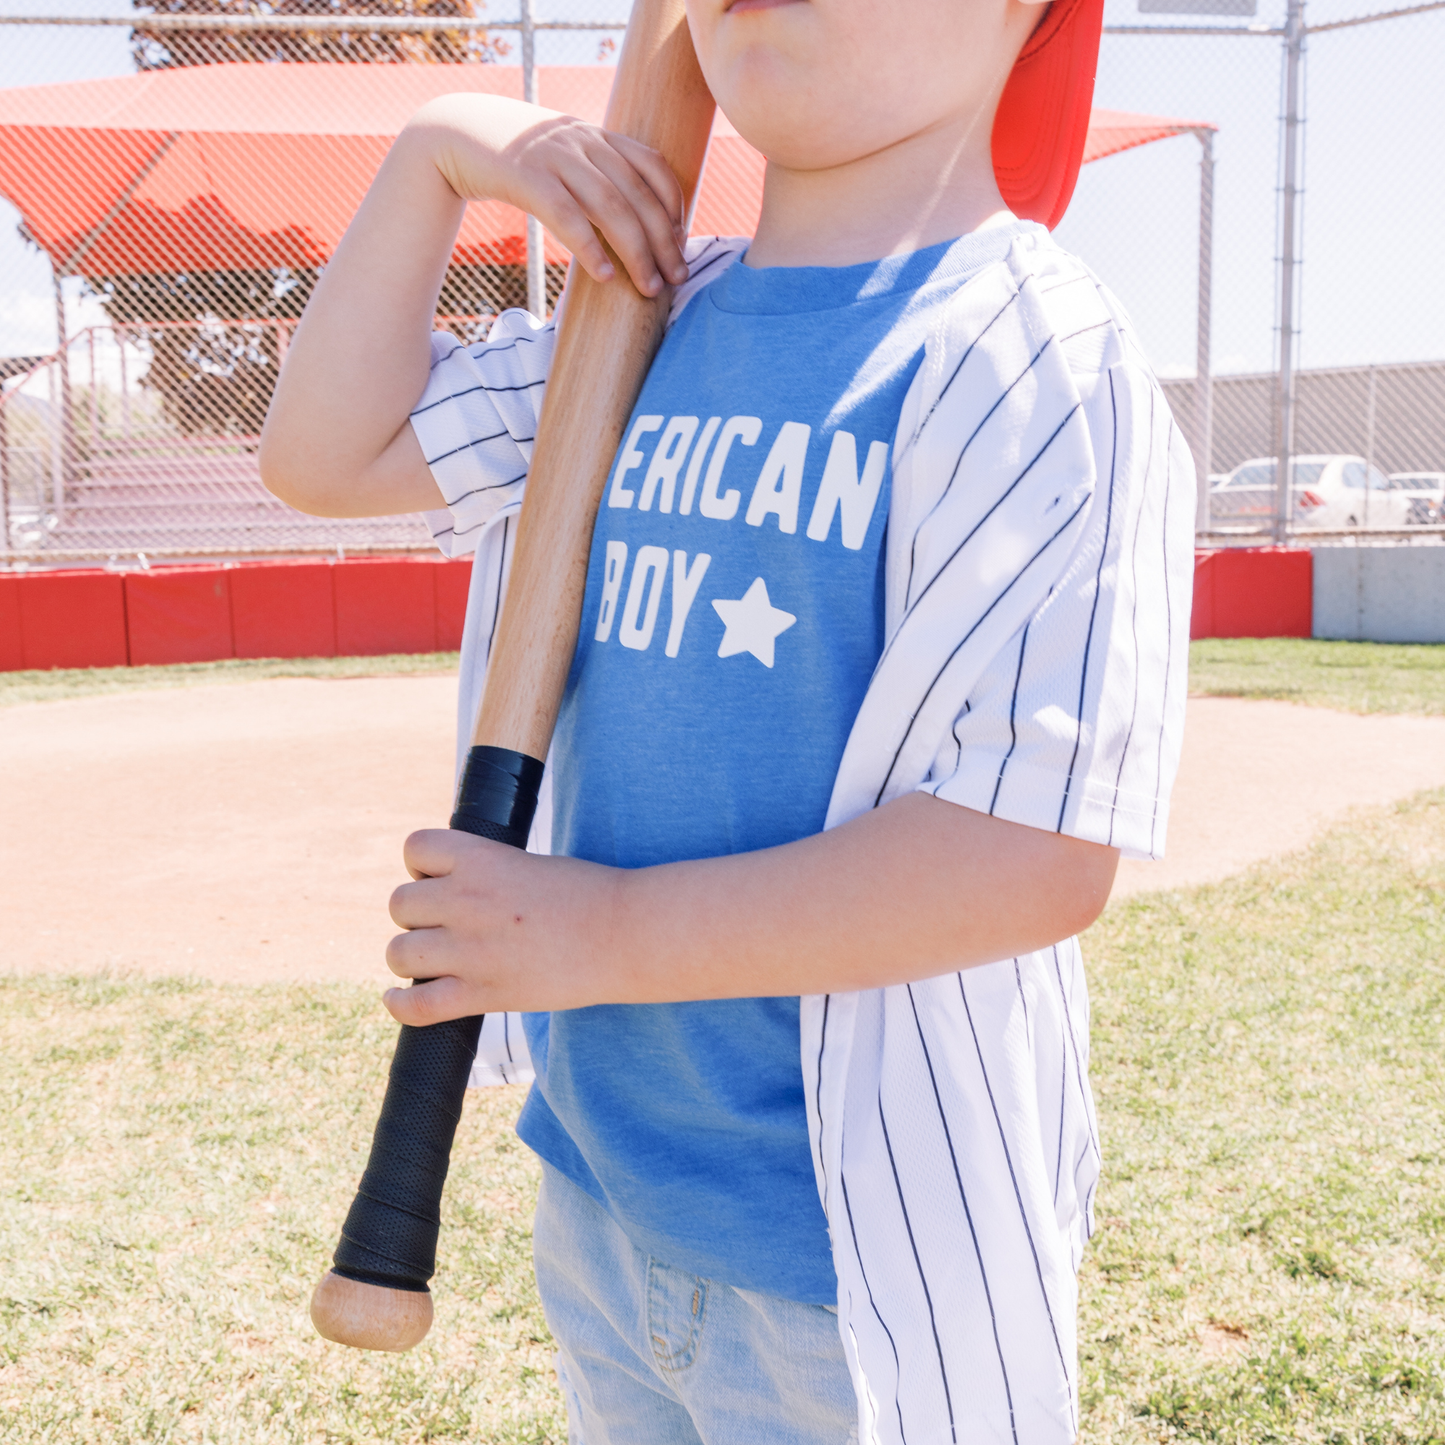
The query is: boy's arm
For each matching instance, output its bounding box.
[258,95,691,519]
[379,796,1118,1022]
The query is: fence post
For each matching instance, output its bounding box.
[1362,362,1377,529]
[119,323,131,442]
[88,327,99,453]
[52,273,72,522]
[1194,127,1214,536]
[1274,0,1305,544]
[0,382,9,554]
[521,0,545,320]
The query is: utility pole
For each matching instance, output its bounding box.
[1274,0,1305,543]
[521,0,546,321]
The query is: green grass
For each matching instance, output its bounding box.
[1189,638,1445,715]
[6,639,1444,714]
[0,980,559,1444]
[3,794,1443,1442]
[1080,788,1445,1443]
[0,653,461,708]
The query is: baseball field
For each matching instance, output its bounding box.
[1,639,1443,1443]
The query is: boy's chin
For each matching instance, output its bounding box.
[719,97,915,176]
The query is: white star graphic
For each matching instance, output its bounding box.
[711,576,797,668]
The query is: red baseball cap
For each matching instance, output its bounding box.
[992,0,1106,229]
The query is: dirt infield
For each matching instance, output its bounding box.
[1112,696,1445,898]
[1,676,457,988]
[4,678,1444,985]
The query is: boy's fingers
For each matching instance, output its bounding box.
[389,874,449,930]
[608,134,686,227]
[402,827,460,881]
[565,168,667,296]
[383,975,473,1028]
[385,918,442,979]
[534,185,617,283]
[589,143,690,286]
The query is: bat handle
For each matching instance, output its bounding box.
[310,746,545,1352]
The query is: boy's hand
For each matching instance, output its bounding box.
[383,829,622,1024]
[412,94,691,299]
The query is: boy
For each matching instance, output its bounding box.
[262,0,1196,1439]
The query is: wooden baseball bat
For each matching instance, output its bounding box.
[308,0,716,1353]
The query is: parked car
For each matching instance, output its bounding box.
[1387,472,1445,525]
[1209,455,1431,529]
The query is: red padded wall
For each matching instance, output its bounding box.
[0,574,21,671]
[3,555,500,672]
[1190,551,1215,640]
[18,569,128,669]
[125,567,234,665]
[334,557,438,656]
[433,558,473,651]
[231,560,337,659]
[1192,548,1312,639]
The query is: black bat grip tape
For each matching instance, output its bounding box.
[330,745,545,1292]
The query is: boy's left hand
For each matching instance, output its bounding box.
[383,831,621,1025]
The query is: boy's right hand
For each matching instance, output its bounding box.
[410,93,692,299]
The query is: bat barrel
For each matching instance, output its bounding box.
[310,746,543,1351]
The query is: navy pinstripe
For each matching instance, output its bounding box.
[878,1099,956,1443]
[905,984,1019,1444]
[1057,370,1121,834]
[957,975,1073,1409]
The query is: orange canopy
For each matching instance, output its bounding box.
[0,63,1211,280]
[1082,108,1214,165]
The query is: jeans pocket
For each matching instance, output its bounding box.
[645,1259,708,1374]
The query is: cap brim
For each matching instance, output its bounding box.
[992,0,1106,230]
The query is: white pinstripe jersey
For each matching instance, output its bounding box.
[412,227,1196,1445]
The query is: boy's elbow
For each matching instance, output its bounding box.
[258,425,340,515]
[1053,839,1120,937]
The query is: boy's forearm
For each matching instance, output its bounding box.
[259,121,464,517]
[608,794,1118,1000]
[259,95,690,520]
[383,794,1118,1022]
[261,96,568,518]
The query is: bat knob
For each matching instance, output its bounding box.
[309,1270,434,1352]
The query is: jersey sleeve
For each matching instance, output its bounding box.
[918,360,1196,860]
[409,309,555,558]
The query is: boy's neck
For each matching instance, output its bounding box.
[744,109,1017,271]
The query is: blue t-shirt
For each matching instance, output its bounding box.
[520,224,1030,1303]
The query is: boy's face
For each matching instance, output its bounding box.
[686,0,1047,176]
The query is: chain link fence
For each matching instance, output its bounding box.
[0,4,765,562]
[0,0,1441,564]
[1067,0,1445,544]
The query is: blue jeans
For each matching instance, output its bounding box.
[532,1163,858,1445]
